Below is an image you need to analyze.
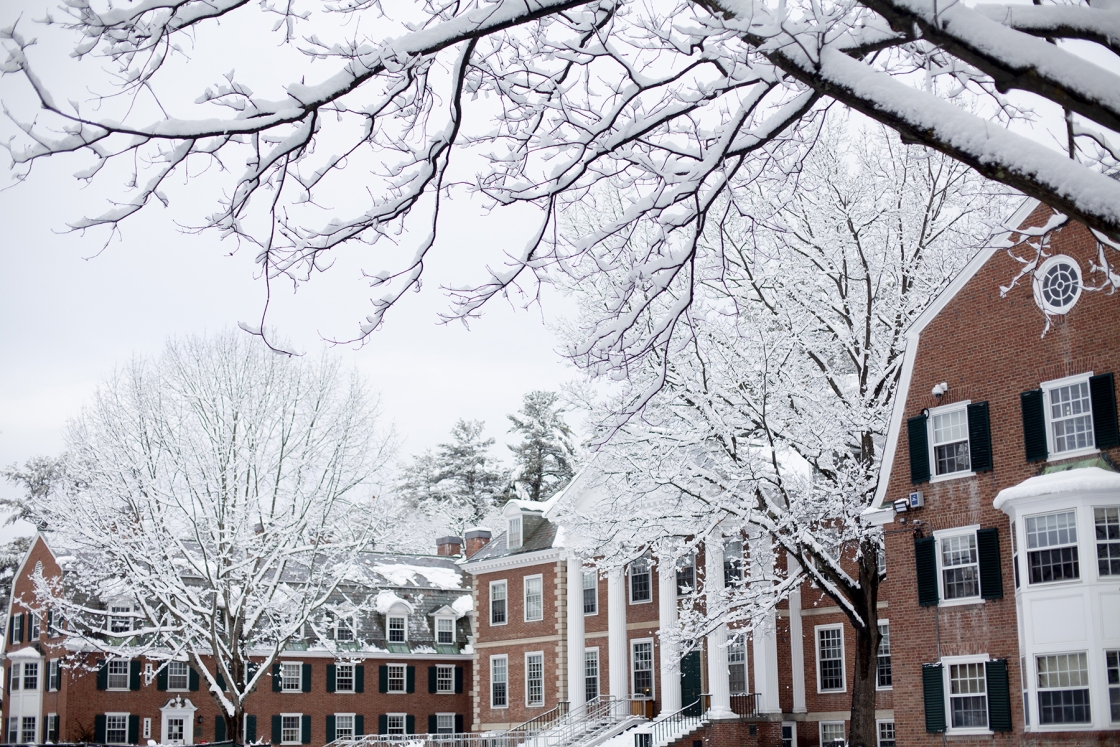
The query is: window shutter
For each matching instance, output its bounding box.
[94,715,107,743]
[271,716,282,745]
[302,663,312,693]
[47,610,53,636]
[190,666,200,691]
[128,714,140,744]
[908,415,931,483]
[326,664,336,693]
[922,664,946,732]
[455,667,464,694]
[96,659,108,690]
[406,665,416,693]
[915,537,939,607]
[215,716,226,743]
[406,715,416,735]
[246,715,257,743]
[301,715,311,744]
[454,715,464,733]
[977,528,1003,600]
[428,666,437,694]
[428,716,437,734]
[216,670,226,691]
[157,667,168,691]
[355,665,365,693]
[986,659,1011,732]
[21,613,28,642]
[378,716,388,735]
[129,659,141,690]
[8,615,13,645]
[354,716,364,736]
[967,402,993,472]
[326,715,336,743]
[272,663,282,692]
[247,661,260,692]
[378,665,388,693]
[1090,373,1120,449]
[1020,389,1048,462]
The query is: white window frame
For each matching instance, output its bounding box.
[47,714,59,744]
[933,525,984,607]
[19,716,37,745]
[819,721,845,745]
[167,660,190,691]
[109,605,132,635]
[524,574,544,622]
[582,571,598,616]
[630,638,655,699]
[333,613,356,642]
[490,655,508,709]
[875,720,896,747]
[48,658,60,692]
[1024,509,1080,586]
[728,638,748,695]
[386,614,408,643]
[489,580,508,626]
[584,647,600,703]
[386,663,407,694]
[281,661,303,692]
[334,714,356,740]
[107,658,131,691]
[780,722,797,747]
[142,717,151,740]
[1035,651,1092,727]
[1042,372,1098,460]
[675,553,696,596]
[815,624,846,693]
[1095,507,1120,579]
[105,713,130,745]
[280,713,302,745]
[335,662,356,694]
[876,620,892,691]
[385,714,406,736]
[435,713,456,735]
[942,654,992,736]
[435,664,455,694]
[21,661,39,692]
[525,651,545,707]
[926,401,975,482]
[435,616,456,645]
[628,557,652,604]
[1106,650,1120,724]
[508,516,523,550]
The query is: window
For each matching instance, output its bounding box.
[1012,520,1020,590]
[436,617,455,644]
[335,715,355,740]
[30,613,40,639]
[816,626,845,692]
[584,649,599,703]
[631,639,653,698]
[524,575,543,622]
[387,615,407,642]
[20,717,36,745]
[525,652,544,706]
[7,718,16,745]
[106,714,129,744]
[435,714,455,734]
[490,581,507,626]
[1107,650,1120,723]
[930,405,971,476]
[724,540,743,586]
[820,722,844,745]
[47,714,59,743]
[491,656,508,708]
[9,663,19,692]
[780,723,795,747]
[387,664,406,693]
[676,554,695,595]
[281,662,302,692]
[1021,656,1031,727]
[629,557,651,603]
[1096,508,1120,577]
[729,640,747,694]
[1037,652,1091,724]
[948,662,988,730]
[1047,377,1095,454]
[22,661,38,691]
[386,715,406,735]
[939,532,980,601]
[48,659,60,691]
[110,605,132,634]
[1026,510,1079,583]
[508,517,523,549]
[876,623,892,689]
[1035,255,1083,314]
[107,659,130,690]
[876,721,895,747]
[168,661,189,691]
[281,715,301,744]
[166,717,185,744]
[334,614,355,641]
[9,614,22,644]
[582,572,597,615]
[336,663,355,693]
[436,665,454,694]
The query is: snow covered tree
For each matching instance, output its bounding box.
[558,125,1014,746]
[27,332,395,744]
[507,391,578,502]
[0,456,65,605]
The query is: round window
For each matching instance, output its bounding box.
[1033,255,1083,314]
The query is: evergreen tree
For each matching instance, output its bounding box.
[0,456,64,603]
[507,391,577,502]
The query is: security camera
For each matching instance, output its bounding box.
[931,382,949,399]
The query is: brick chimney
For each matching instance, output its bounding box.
[464,528,492,558]
[436,536,463,557]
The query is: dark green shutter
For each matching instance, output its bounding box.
[428,666,437,693]
[189,666,200,691]
[454,715,463,733]
[216,670,226,691]
[96,659,108,690]
[378,715,388,735]
[301,714,311,744]
[272,715,282,744]
[215,716,226,742]
[915,537,939,606]
[406,715,415,735]
[302,663,312,692]
[986,660,1011,732]
[355,665,365,693]
[967,401,993,472]
[128,714,140,744]
[21,613,27,642]
[272,663,282,692]
[246,715,257,743]
[1090,373,1119,449]
[354,716,364,736]
[247,661,260,692]
[378,665,388,693]
[1021,390,1048,462]
[428,716,437,734]
[129,659,141,690]
[406,665,415,693]
[326,664,336,693]
[908,414,931,483]
[922,664,946,732]
[977,528,1004,600]
[157,666,168,691]
[94,715,107,743]
[454,667,464,694]
[326,715,336,743]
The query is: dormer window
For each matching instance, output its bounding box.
[387,616,407,643]
[508,517,523,550]
[436,618,455,645]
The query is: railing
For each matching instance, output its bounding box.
[510,702,570,734]
[334,731,533,747]
[648,699,703,747]
[729,693,760,719]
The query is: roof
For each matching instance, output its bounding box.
[464,515,560,563]
[994,463,1120,509]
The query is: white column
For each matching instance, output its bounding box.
[705,539,734,719]
[750,535,781,713]
[607,567,628,715]
[657,552,681,715]
[787,558,806,713]
[567,555,587,708]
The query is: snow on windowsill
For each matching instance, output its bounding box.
[994,466,1120,509]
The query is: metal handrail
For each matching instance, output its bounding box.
[333,731,533,747]
[647,699,703,747]
[509,702,569,734]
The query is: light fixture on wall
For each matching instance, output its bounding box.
[931,382,949,399]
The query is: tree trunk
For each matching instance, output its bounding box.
[848,546,881,747]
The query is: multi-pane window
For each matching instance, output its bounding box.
[817,627,844,692]
[436,618,455,644]
[1026,511,1080,583]
[676,554,695,595]
[48,659,60,691]
[780,724,794,747]
[631,641,653,697]
[525,576,543,622]
[583,572,597,614]
[20,717,36,745]
[940,534,980,600]
[491,656,508,708]
[1107,651,1120,723]
[281,662,302,692]
[820,722,845,745]
[435,714,455,734]
[386,715,406,736]
[387,616,407,642]
[22,662,38,692]
[46,714,58,743]
[168,661,189,691]
[436,665,454,693]
[334,615,355,641]
[876,721,896,747]
[508,517,523,549]
[106,715,129,744]
[107,659,130,690]
[949,662,988,729]
[1048,380,1095,453]
[335,715,355,740]
[166,717,185,744]
[526,653,544,706]
[1096,508,1120,576]
[630,557,651,603]
[724,540,744,587]
[729,640,747,695]
[336,663,355,693]
[281,715,301,743]
[387,664,406,693]
[490,581,507,625]
[1037,653,1091,724]
[6,718,16,744]
[931,408,971,475]
[876,624,892,689]
[584,649,599,703]
[110,606,132,634]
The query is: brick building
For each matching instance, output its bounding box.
[865,198,1120,743]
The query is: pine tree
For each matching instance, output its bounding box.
[507,391,577,502]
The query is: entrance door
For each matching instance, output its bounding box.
[680,651,702,716]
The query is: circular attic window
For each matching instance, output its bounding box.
[1034,255,1083,314]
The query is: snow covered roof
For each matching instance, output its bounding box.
[994,464,1120,509]
[358,555,466,590]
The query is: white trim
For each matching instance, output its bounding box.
[334,662,357,694]
[941,654,994,736]
[434,664,456,694]
[333,713,357,740]
[876,620,892,692]
[460,548,564,575]
[629,637,655,700]
[279,660,304,693]
[1033,254,1084,315]
[106,657,132,692]
[523,574,544,622]
[385,613,408,643]
[384,713,407,736]
[104,712,131,746]
[584,647,600,701]
[279,713,304,745]
[385,662,408,694]
[434,616,456,645]
[875,719,896,747]
[489,654,509,709]
[814,624,846,694]
[781,721,798,747]
[524,651,546,707]
[926,400,976,482]
[489,580,508,627]
[932,525,985,607]
[1040,372,1099,461]
[582,571,598,616]
[433,713,457,735]
[628,557,653,605]
[819,720,846,745]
